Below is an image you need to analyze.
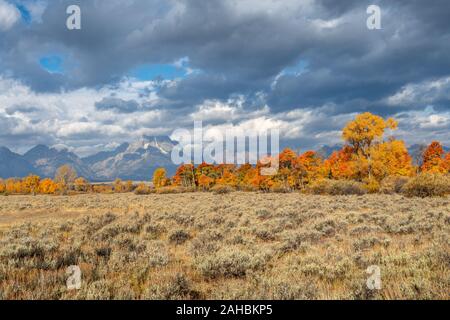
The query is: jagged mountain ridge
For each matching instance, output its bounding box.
[0,136,178,181]
[0,140,448,180]
[23,145,95,179]
[85,136,178,181]
[0,147,37,178]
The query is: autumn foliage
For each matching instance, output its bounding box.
[0,113,448,196]
[421,141,448,174]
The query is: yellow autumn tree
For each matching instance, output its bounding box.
[21,175,41,194]
[153,168,167,189]
[54,165,77,193]
[198,174,214,191]
[113,178,125,193]
[444,153,450,173]
[0,179,5,193]
[39,178,57,194]
[74,177,89,192]
[371,140,415,180]
[342,112,398,180]
[125,180,134,192]
[5,178,16,194]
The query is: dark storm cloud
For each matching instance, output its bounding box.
[158,73,270,108]
[0,0,449,151]
[2,0,449,110]
[95,97,140,114]
[266,0,450,115]
[1,0,317,92]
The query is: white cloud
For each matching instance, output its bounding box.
[21,0,47,23]
[386,76,450,107]
[1,73,449,156]
[0,75,364,153]
[311,17,343,30]
[0,0,20,31]
[0,76,170,152]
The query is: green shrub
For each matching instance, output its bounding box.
[402,174,450,197]
[309,179,367,195]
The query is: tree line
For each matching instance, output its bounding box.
[1,113,449,195]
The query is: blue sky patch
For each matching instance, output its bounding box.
[39,55,64,74]
[129,63,187,81]
[281,60,309,76]
[15,4,32,24]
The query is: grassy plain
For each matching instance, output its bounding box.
[0,193,448,300]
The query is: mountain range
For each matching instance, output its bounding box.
[0,138,447,181]
[0,136,178,181]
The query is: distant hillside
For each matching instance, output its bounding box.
[316,144,343,158]
[23,145,95,179]
[0,136,178,181]
[0,147,37,178]
[0,140,448,180]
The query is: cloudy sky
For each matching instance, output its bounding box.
[0,0,449,156]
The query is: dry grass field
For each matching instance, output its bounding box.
[0,192,449,300]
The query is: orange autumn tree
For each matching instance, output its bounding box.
[271,148,297,190]
[195,163,217,190]
[421,141,447,174]
[173,164,196,188]
[197,174,214,191]
[443,153,450,173]
[296,151,324,186]
[39,178,58,194]
[0,179,5,193]
[236,164,257,190]
[215,165,238,187]
[253,157,278,191]
[323,146,356,180]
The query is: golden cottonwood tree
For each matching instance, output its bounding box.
[55,165,78,192]
[371,140,414,179]
[153,168,167,189]
[74,177,89,192]
[22,175,41,194]
[39,178,57,194]
[342,112,399,180]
